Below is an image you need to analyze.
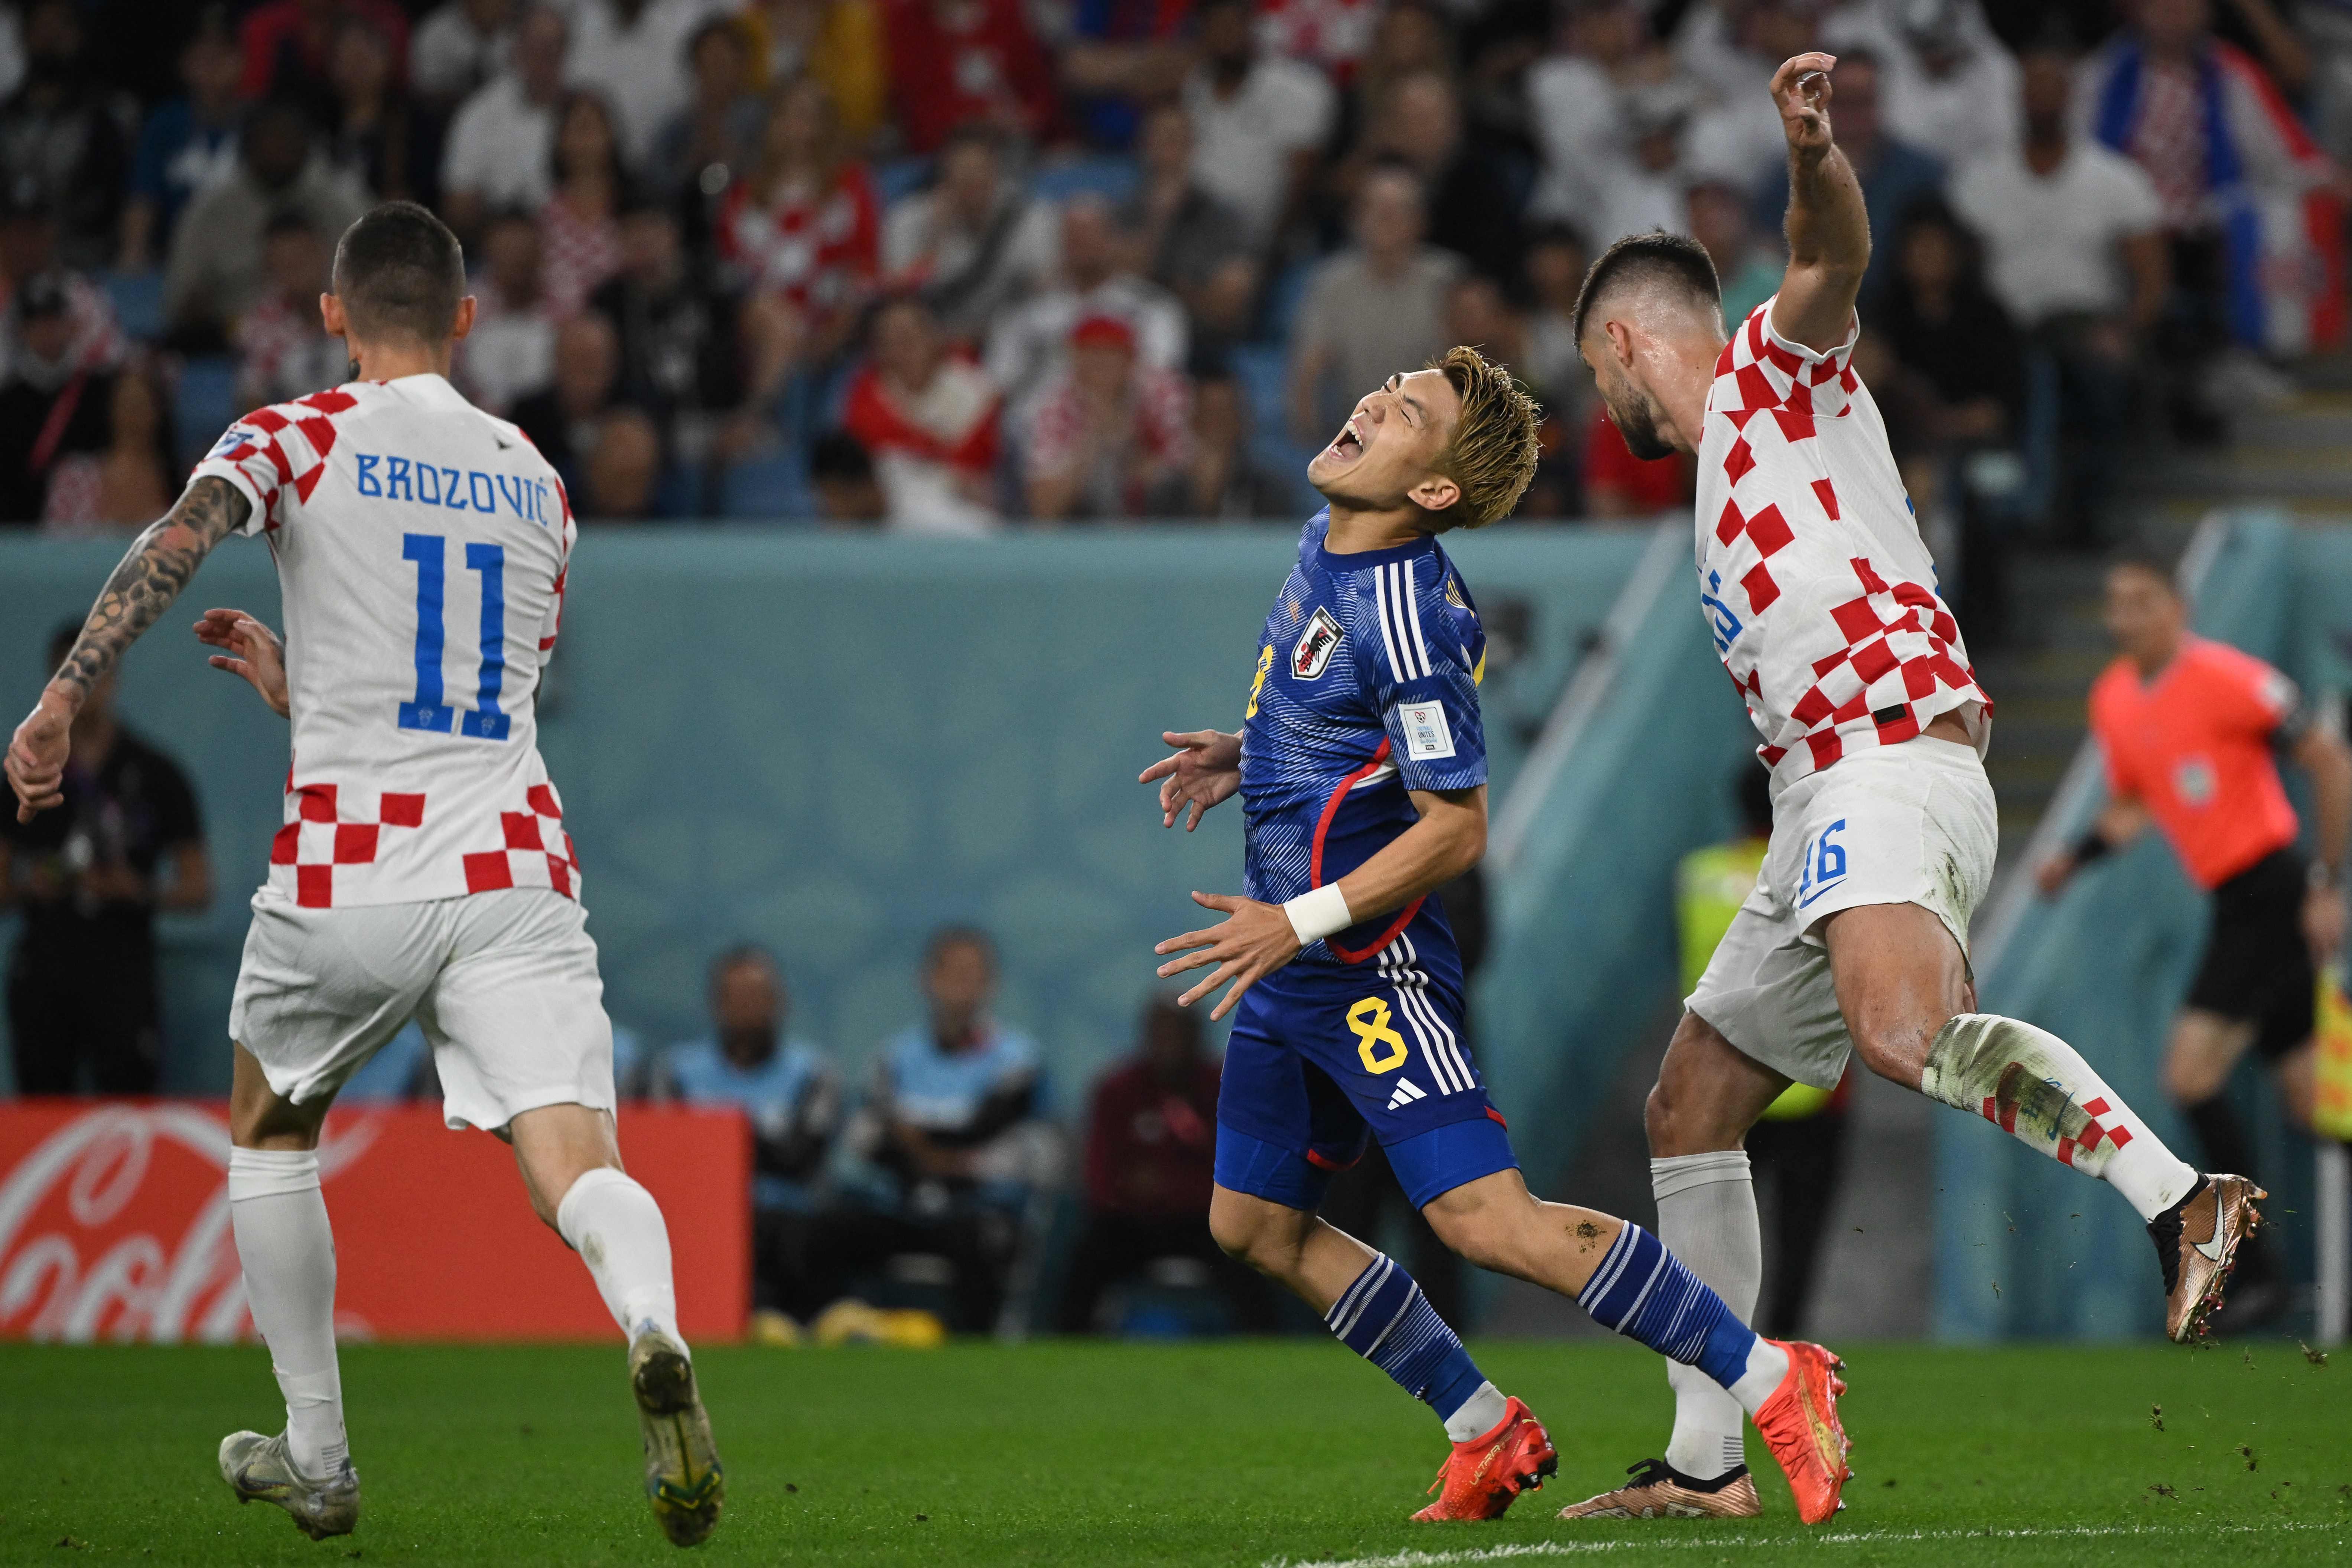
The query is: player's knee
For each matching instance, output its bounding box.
[1207,1195,1292,1274]
[1642,1078,1682,1156]
[1425,1204,1515,1274]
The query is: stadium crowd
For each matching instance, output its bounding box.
[0,0,2343,549]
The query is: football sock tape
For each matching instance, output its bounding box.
[1922,1013,2197,1221]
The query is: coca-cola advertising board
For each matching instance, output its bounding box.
[0,1100,749,1343]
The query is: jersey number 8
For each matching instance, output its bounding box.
[398,531,511,741]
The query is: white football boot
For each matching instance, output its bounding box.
[218,1429,360,1540]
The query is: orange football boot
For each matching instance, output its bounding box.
[1409,1396,1558,1522]
[1748,1340,1851,1525]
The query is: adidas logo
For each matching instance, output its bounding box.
[1386,1077,1427,1111]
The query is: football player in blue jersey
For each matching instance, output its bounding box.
[1141,347,1853,1525]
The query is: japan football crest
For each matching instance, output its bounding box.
[1293,607,1343,680]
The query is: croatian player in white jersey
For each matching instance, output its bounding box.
[4,204,722,1548]
[1556,56,2262,1522]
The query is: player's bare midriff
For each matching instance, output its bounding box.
[1915,712,1971,748]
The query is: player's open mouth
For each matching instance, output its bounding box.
[1327,418,1365,462]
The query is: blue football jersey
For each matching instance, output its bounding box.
[1239,510,1488,976]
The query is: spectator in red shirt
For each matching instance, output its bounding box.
[1023,313,1190,520]
[1055,996,1275,1333]
[839,293,1002,533]
[716,78,879,368]
[880,0,1060,154]
[1581,402,1693,518]
[241,0,411,106]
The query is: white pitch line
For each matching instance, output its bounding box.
[1265,1519,2345,1568]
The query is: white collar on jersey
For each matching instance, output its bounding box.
[375,372,469,410]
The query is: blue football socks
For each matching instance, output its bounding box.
[1326,1252,1499,1437]
[1576,1222,1762,1395]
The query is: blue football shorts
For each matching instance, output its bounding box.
[1213,960,1517,1212]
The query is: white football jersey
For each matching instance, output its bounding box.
[1694,299,1990,782]
[193,374,581,909]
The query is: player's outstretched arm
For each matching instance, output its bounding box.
[1139,728,1243,831]
[2034,794,2153,895]
[1767,51,1870,354]
[1155,785,1485,1020]
[193,608,290,719]
[5,476,250,821]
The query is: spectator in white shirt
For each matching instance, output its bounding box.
[565,0,720,173]
[454,209,558,414]
[440,3,566,241]
[1527,0,1683,221]
[1583,77,1707,250]
[1951,41,2169,543]
[1823,0,2020,169]
[881,124,1058,345]
[1182,0,1333,250]
[985,195,1186,443]
[411,0,516,111]
[233,213,347,410]
[1288,162,1461,444]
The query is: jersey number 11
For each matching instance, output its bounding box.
[398,531,511,741]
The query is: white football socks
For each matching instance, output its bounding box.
[1727,1337,1793,1415]
[1443,1380,1510,1443]
[228,1147,348,1480]
[554,1167,684,1350]
[1652,1151,1760,1479]
[1922,1014,2198,1222]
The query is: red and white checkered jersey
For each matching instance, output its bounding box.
[1695,299,1990,781]
[191,373,583,910]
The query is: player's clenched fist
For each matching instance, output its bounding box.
[5,693,72,821]
[1770,51,1838,157]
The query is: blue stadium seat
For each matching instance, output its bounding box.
[1228,343,1322,515]
[718,447,816,521]
[97,270,163,343]
[173,355,238,472]
[1028,154,1138,207]
[873,155,933,209]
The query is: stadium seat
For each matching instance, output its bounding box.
[872,156,933,209]
[1028,154,1138,207]
[1227,344,1323,516]
[97,270,163,344]
[173,355,238,472]
[718,447,817,521]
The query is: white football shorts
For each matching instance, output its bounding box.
[1685,736,1997,1090]
[229,886,617,1131]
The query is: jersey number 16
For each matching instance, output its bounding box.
[398,531,511,741]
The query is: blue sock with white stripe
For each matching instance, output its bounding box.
[1326,1252,1506,1441]
[1575,1223,1789,1412]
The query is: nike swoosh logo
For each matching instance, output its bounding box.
[2193,1232,2227,1262]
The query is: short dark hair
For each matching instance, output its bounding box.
[923,925,997,972]
[2106,541,2180,592]
[811,430,873,482]
[1571,229,1721,344]
[709,943,780,989]
[333,201,466,344]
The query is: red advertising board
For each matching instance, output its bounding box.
[0,1100,749,1343]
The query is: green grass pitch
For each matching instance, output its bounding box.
[1,1338,2345,1565]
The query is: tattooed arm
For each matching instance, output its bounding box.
[6,476,252,821]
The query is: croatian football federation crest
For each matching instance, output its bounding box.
[1293,606,1343,680]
